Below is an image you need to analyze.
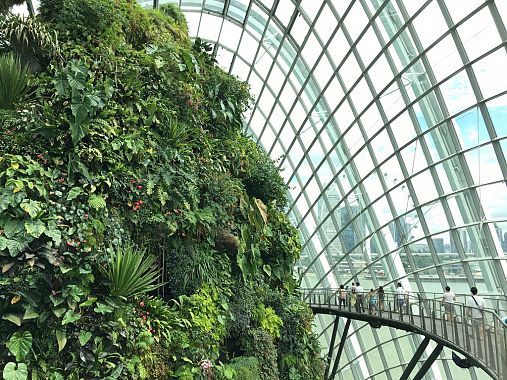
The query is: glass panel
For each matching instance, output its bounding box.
[238,32,260,64]
[380,82,407,121]
[439,70,477,116]
[355,146,375,179]
[411,2,448,50]
[349,78,372,115]
[411,170,439,205]
[199,13,222,41]
[215,46,233,69]
[478,182,507,221]
[204,0,224,13]
[458,7,501,62]
[422,200,449,234]
[487,94,507,138]
[370,129,394,164]
[400,140,428,175]
[314,4,336,45]
[502,139,507,162]
[453,107,489,150]
[343,123,364,156]
[494,221,507,253]
[391,110,417,147]
[362,103,383,139]
[356,28,381,68]
[300,0,320,20]
[371,196,393,227]
[341,53,362,91]
[344,0,369,43]
[426,35,463,82]
[369,54,393,94]
[314,55,334,90]
[227,0,248,23]
[473,49,507,99]
[219,21,243,50]
[185,12,201,36]
[363,171,384,203]
[445,0,483,24]
[275,0,294,28]
[465,144,503,185]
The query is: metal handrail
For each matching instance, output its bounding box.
[304,287,507,314]
[302,288,507,380]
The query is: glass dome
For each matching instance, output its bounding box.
[21,0,507,378]
[157,1,506,379]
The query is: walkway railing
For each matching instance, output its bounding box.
[302,288,507,380]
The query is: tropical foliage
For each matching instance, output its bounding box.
[0,1,324,379]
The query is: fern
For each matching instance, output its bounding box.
[88,194,106,210]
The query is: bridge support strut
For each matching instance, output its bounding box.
[324,316,340,379]
[413,342,443,380]
[329,318,351,380]
[400,336,430,380]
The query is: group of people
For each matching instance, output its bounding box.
[337,282,389,315]
[336,282,489,336]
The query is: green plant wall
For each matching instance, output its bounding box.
[0,1,324,379]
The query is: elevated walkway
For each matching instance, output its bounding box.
[301,288,507,380]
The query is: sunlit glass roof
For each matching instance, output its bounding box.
[19,0,507,378]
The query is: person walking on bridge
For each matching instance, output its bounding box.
[395,282,405,314]
[466,286,486,340]
[355,282,365,312]
[338,285,347,308]
[378,286,385,311]
[442,285,456,322]
[350,282,357,309]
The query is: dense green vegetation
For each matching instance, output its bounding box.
[0,1,324,379]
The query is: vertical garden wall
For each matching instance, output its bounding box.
[0,1,323,379]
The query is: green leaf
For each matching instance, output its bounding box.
[22,307,39,320]
[105,244,161,298]
[88,194,106,210]
[20,199,43,218]
[55,330,67,352]
[69,118,89,145]
[107,363,123,379]
[79,296,97,307]
[53,71,69,96]
[78,330,92,346]
[2,362,28,380]
[6,331,32,361]
[52,307,66,318]
[2,314,22,326]
[49,373,64,380]
[44,221,62,246]
[67,187,83,200]
[0,236,29,256]
[67,73,86,91]
[263,264,272,277]
[2,262,15,273]
[24,219,46,238]
[93,303,113,314]
[62,309,81,325]
[254,197,268,225]
[2,218,24,238]
[223,367,234,379]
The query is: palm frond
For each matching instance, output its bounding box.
[0,53,29,110]
[105,244,162,298]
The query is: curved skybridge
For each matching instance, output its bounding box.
[302,288,507,380]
